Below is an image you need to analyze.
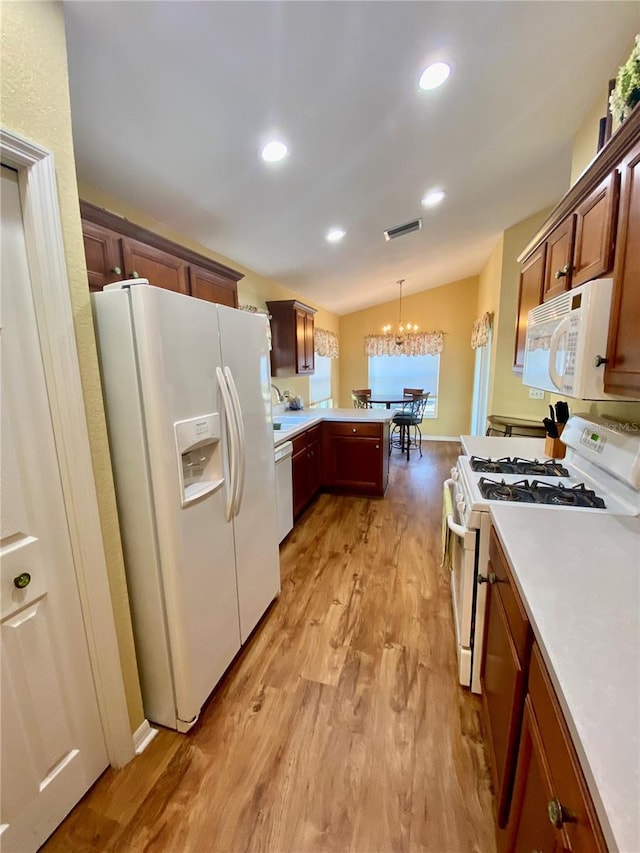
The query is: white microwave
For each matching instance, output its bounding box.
[523,278,637,401]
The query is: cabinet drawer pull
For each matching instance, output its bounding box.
[554,263,571,280]
[352,427,357,433]
[478,572,500,585]
[376,444,379,449]
[547,797,576,829]
[14,572,31,589]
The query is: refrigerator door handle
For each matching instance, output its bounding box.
[224,366,246,516]
[216,366,237,522]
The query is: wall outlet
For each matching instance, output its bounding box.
[529,388,545,399]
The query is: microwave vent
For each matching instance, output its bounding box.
[383,218,423,242]
[528,291,573,323]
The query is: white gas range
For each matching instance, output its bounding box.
[444,414,640,693]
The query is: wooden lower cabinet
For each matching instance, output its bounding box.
[505,646,607,853]
[322,421,389,496]
[291,425,322,518]
[291,420,389,519]
[484,526,607,852]
[482,529,533,828]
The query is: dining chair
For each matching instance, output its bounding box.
[390,393,430,459]
[351,389,372,409]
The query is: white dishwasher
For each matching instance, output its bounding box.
[274,440,293,543]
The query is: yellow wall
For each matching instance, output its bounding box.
[570,38,637,185]
[0,2,144,729]
[339,276,478,436]
[491,210,555,419]
[476,236,503,414]
[79,185,340,407]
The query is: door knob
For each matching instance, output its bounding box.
[13,572,31,589]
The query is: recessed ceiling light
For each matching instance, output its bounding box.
[261,140,289,163]
[418,62,451,91]
[326,227,346,243]
[421,188,446,208]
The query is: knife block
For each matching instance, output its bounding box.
[545,425,566,459]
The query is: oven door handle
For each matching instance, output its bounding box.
[444,478,468,538]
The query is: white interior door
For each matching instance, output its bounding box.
[470,330,492,436]
[1,166,108,852]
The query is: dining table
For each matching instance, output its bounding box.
[366,393,417,409]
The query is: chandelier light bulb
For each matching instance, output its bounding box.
[382,279,418,341]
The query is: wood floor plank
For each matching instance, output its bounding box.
[43,442,497,853]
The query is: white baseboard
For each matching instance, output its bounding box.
[421,436,460,442]
[133,719,158,755]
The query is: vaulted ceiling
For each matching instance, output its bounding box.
[63,1,639,314]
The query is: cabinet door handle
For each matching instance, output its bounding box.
[352,427,357,433]
[130,270,140,278]
[478,572,500,585]
[111,266,122,275]
[554,263,571,280]
[547,798,576,829]
[376,444,379,449]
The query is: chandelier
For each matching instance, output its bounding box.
[382,279,418,345]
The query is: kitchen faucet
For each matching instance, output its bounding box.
[271,383,285,403]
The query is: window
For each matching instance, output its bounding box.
[368,354,439,417]
[309,355,333,408]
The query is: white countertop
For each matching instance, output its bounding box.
[490,505,640,853]
[460,434,548,458]
[273,407,394,445]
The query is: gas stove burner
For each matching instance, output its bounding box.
[478,478,537,503]
[511,458,570,477]
[477,477,607,508]
[530,481,607,509]
[470,456,569,477]
[471,456,516,473]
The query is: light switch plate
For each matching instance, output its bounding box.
[529,388,545,399]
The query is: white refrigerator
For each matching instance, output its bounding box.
[93,281,280,732]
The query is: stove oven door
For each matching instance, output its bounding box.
[444,478,478,688]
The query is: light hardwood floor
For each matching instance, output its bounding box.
[44,442,497,853]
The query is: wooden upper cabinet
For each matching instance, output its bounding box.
[82,221,124,292]
[605,137,640,397]
[543,215,575,301]
[121,237,188,295]
[189,265,238,308]
[266,300,317,377]
[294,305,315,374]
[514,244,546,372]
[572,170,620,288]
[80,200,243,306]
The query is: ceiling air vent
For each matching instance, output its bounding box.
[383,217,422,242]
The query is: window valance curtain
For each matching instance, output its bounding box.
[314,327,339,358]
[471,312,492,349]
[364,331,444,357]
